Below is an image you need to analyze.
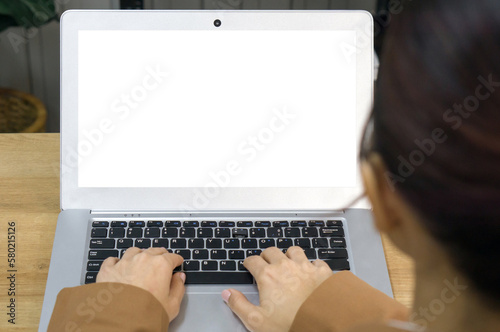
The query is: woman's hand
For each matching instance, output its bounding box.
[222,246,333,332]
[96,247,185,321]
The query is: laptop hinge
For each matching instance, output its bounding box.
[89,210,346,217]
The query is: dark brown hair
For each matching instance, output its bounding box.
[367,0,500,304]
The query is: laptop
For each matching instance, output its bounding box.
[39,10,392,332]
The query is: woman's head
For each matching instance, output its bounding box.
[364,0,500,305]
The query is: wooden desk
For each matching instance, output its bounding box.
[0,133,415,331]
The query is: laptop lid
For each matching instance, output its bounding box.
[60,10,373,212]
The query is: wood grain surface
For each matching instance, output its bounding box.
[0,133,414,331]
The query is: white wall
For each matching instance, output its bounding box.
[0,0,375,132]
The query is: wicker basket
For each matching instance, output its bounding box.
[0,88,47,133]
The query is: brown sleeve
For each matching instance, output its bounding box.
[289,271,409,332]
[47,282,170,332]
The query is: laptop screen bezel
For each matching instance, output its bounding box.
[60,10,373,211]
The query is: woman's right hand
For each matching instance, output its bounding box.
[222,246,333,332]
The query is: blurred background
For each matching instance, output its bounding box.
[0,0,392,133]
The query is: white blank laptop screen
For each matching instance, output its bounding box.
[77,30,357,188]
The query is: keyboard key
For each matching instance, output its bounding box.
[290,220,307,227]
[267,228,282,237]
[170,239,187,248]
[180,228,195,238]
[309,220,325,226]
[202,260,218,271]
[229,250,245,259]
[255,221,271,227]
[147,221,163,227]
[206,238,222,248]
[211,249,227,259]
[312,238,329,248]
[91,228,107,238]
[129,221,145,227]
[127,228,143,238]
[238,261,248,271]
[189,239,205,248]
[193,249,209,259]
[304,248,317,259]
[90,239,115,249]
[241,239,258,248]
[219,221,235,227]
[165,221,181,227]
[259,239,275,248]
[277,238,293,248]
[152,238,169,248]
[327,220,343,227]
[224,239,240,248]
[175,249,191,259]
[162,227,178,238]
[201,221,217,227]
[324,259,350,271]
[184,272,252,284]
[250,228,266,238]
[183,260,200,271]
[233,228,249,238]
[302,227,318,237]
[215,228,231,238]
[246,249,262,257]
[273,221,289,227]
[237,221,253,227]
[294,238,311,248]
[197,228,213,238]
[284,228,300,237]
[144,228,160,238]
[320,227,345,237]
[111,221,127,227]
[85,272,98,284]
[87,261,103,271]
[318,249,348,259]
[117,238,133,249]
[135,238,151,249]
[220,261,236,271]
[330,238,347,248]
[88,250,119,260]
[183,221,199,227]
[92,221,109,227]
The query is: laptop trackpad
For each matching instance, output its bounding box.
[170,285,259,332]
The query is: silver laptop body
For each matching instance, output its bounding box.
[39,10,392,332]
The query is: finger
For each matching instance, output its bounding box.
[313,259,329,268]
[169,272,186,306]
[162,252,184,270]
[144,247,168,255]
[243,255,268,276]
[101,256,119,268]
[285,246,309,263]
[260,247,287,264]
[121,247,142,260]
[222,288,261,330]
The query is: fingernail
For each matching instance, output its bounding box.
[221,289,231,303]
[179,272,186,283]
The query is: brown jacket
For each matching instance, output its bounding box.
[48,271,409,332]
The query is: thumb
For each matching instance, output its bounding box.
[222,288,262,331]
[166,272,186,321]
[169,272,186,304]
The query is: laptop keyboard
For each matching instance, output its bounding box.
[85,219,350,284]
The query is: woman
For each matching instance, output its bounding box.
[48,0,500,331]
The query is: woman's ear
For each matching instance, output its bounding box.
[360,154,403,233]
